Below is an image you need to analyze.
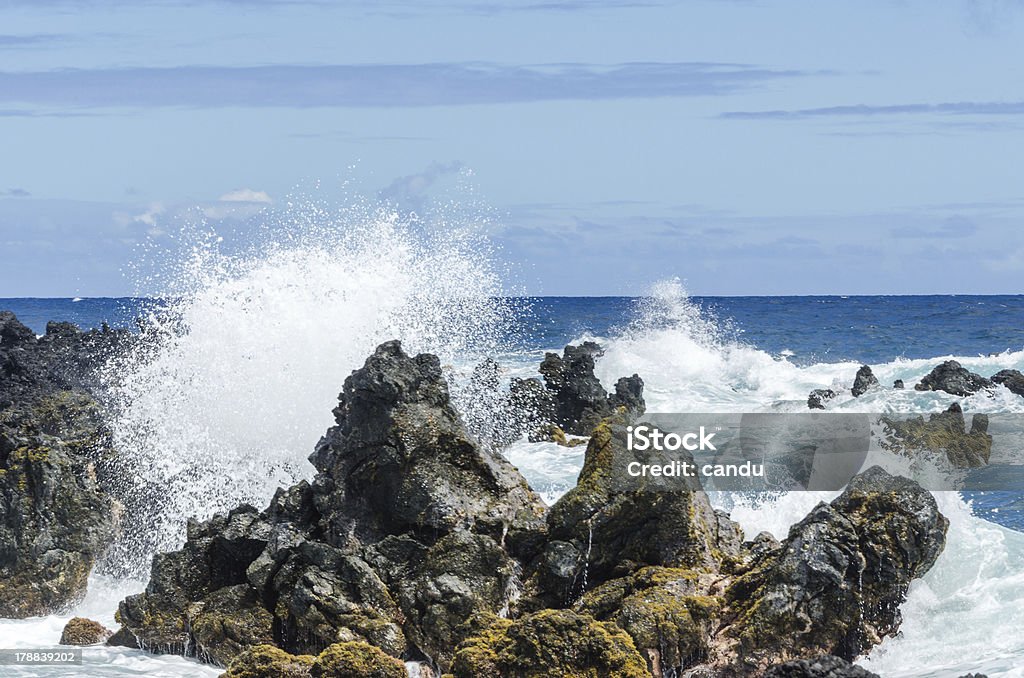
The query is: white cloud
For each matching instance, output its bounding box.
[218,188,272,204]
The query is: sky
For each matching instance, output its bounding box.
[1,0,1023,296]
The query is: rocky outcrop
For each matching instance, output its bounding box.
[60,617,113,645]
[113,341,547,670]
[112,340,949,678]
[448,609,650,678]
[880,403,992,467]
[807,389,836,410]
[915,360,993,396]
[534,414,741,606]
[764,655,879,678]
[0,311,124,617]
[851,365,878,397]
[991,369,1024,397]
[893,379,904,389]
[536,342,645,436]
[716,466,947,674]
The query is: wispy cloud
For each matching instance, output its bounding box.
[0,62,817,110]
[721,101,1024,120]
[0,188,31,197]
[0,34,68,48]
[379,161,463,212]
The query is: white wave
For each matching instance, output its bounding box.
[101,204,518,569]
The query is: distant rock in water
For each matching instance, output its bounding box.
[764,655,879,677]
[807,388,836,410]
[893,379,904,389]
[0,310,125,617]
[991,369,1024,397]
[880,403,992,468]
[850,365,878,397]
[914,360,994,396]
[538,342,645,435]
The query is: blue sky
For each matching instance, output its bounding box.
[1,0,1023,296]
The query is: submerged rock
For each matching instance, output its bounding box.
[991,369,1024,397]
[850,365,878,397]
[448,608,649,678]
[60,617,113,645]
[915,360,993,396]
[807,389,836,410]
[717,466,947,674]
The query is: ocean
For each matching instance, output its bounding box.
[1,234,1023,676]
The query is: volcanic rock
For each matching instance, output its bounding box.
[536,415,741,605]
[717,466,947,674]
[880,403,992,467]
[850,365,878,397]
[537,342,645,435]
[448,608,649,678]
[764,655,880,677]
[113,341,547,670]
[60,617,113,645]
[991,369,1024,397]
[915,360,993,396]
[807,389,836,410]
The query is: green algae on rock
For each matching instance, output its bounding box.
[449,608,649,678]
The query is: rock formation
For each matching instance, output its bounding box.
[807,388,836,410]
[880,403,992,467]
[991,369,1024,397]
[851,365,879,397]
[915,360,993,396]
[0,311,124,617]
[106,341,949,677]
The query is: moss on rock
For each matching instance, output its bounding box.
[577,566,720,675]
[310,641,407,678]
[449,608,649,678]
[221,644,315,678]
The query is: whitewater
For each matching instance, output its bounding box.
[1,207,1023,677]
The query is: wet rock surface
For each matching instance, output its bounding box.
[764,655,880,678]
[850,365,879,397]
[109,340,950,677]
[60,616,113,645]
[716,466,947,674]
[537,341,645,435]
[915,360,994,396]
[114,341,547,670]
[991,368,1024,397]
[807,388,836,410]
[0,311,125,617]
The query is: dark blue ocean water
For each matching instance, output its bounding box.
[6,295,1024,364]
[4,295,1024,531]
